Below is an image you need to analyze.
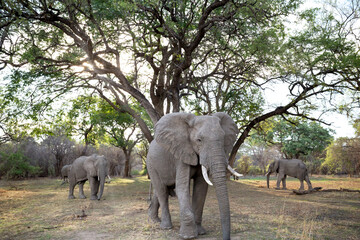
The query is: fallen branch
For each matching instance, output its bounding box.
[293,187,360,195]
[320,188,360,193]
[293,187,322,195]
[43,226,58,230]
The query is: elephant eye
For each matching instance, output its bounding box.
[197,138,202,143]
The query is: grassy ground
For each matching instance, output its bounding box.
[0,175,359,240]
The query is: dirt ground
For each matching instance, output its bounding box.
[0,175,359,240]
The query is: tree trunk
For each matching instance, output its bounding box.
[124,152,131,178]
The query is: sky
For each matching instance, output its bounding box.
[263,82,356,139]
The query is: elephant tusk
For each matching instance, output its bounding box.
[227,165,243,177]
[201,165,213,186]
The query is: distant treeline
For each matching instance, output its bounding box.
[0,136,145,180]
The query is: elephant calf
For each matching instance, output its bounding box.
[61,164,72,184]
[266,159,313,191]
[68,154,109,200]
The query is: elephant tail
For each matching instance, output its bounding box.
[148,182,152,203]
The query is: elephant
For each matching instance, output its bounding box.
[266,159,313,191]
[61,164,72,184]
[147,112,242,240]
[68,154,109,200]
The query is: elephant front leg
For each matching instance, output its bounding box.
[192,174,208,235]
[89,177,99,200]
[176,166,197,239]
[79,181,86,199]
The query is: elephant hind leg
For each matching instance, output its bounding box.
[299,179,305,191]
[148,193,161,223]
[305,175,313,190]
[157,187,172,229]
[149,174,172,229]
[275,174,284,190]
[282,175,287,190]
[68,182,76,199]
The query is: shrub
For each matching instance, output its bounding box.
[131,169,140,176]
[139,167,148,176]
[0,152,40,179]
[248,165,263,175]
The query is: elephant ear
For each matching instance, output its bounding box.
[212,112,239,156]
[155,112,198,166]
[274,160,280,173]
[84,156,97,176]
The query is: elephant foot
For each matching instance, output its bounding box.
[282,187,288,190]
[275,187,281,190]
[68,195,75,199]
[90,195,97,200]
[148,208,161,223]
[160,221,173,229]
[150,215,161,223]
[197,224,206,235]
[79,195,87,199]
[179,224,198,239]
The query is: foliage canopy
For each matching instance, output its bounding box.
[1,0,360,166]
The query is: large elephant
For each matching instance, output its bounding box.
[61,164,72,183]
[68,154,109,200]
[266,159,313,191]
[147,112,241,240]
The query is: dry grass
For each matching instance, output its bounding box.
[0,175,359,240]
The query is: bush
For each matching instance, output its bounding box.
[131,169,140,176]
[248,165,263,175]
[0,152,40,179]
[139,167,148,176]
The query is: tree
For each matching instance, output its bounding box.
[66,95,102,155]
[64,95,146,177]
[265,119,334,159]
[42,129,76,176]
[323,137,360,176]
[1,0,360,167]
[0,0,301,135]
[90,97,144,177]
[253,118,333,173]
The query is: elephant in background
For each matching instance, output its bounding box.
[68,154,109,200]
[147,112,242,240]
[266,159,313,191]
[61,164,72,184]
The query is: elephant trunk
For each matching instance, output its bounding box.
[266,171,270,188]
[97,168,106,200]
[211,161,231,240]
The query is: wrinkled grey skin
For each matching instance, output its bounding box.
[266,159,313,191]
[147,112,238,240]
[61,164,72,184]
[68,154,109,200]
